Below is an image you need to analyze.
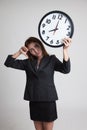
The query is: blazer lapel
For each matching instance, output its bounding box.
[30,59,37,72]
[39,56,50,70]
[30,56,50,72]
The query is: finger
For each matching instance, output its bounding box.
[64,42,69,47]
[22,47,28,52]
[64,38,72,43]
[63,38,72,45]
[67,38,72,43]
[62,39,68,45]
[63,41,70,47]
[24,46,28,50]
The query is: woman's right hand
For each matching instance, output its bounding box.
[19,46,28,57]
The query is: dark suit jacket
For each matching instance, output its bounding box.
[4,55,71,101]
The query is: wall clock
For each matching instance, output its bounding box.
[38,10,74,47]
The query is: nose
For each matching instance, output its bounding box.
[34,47,39,54]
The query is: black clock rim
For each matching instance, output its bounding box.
[38,10,74,48]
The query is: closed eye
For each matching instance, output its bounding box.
[29,48,34,53]
[34,44,40,48]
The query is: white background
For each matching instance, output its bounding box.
[0,0,87,130]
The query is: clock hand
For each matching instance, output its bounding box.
[55,21,59,29]
[49,28,58,32]
[49,21,59,33]
[53,21,59,35]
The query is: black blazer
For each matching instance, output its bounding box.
[4,55,71,101]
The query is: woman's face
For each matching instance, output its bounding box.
[27,42,43,58]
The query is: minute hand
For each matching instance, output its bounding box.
[53,21,59,35]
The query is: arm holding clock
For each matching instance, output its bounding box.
[62,37,72,61]
[53,37,71,73]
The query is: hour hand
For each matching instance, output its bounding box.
[49,28,58,32]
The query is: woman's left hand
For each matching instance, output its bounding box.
[62,38,72,50]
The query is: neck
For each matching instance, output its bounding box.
[37,55,43,65]
[38,54,43,61]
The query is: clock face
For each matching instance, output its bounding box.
[38,10,74,47]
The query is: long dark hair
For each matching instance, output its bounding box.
[25,37,49,60]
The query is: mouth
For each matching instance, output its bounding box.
[36,51,42,56]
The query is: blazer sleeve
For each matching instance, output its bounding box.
[53,55,71,74]
[4,55,27,70]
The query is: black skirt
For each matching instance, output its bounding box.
[29,101,58,122]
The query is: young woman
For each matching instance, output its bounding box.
[4,37,71,130]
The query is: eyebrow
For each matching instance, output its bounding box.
[29,43,40,50]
